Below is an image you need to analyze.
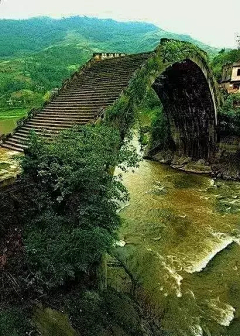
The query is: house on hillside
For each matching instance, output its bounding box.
[221,61,240,93]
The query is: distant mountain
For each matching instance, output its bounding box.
[0,16,218,58]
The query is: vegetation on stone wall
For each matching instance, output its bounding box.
[158,39,209,63]
[104,47,163,136]
[218,93,240,137]
[149,107,174,152]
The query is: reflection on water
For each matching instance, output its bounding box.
[0,118,19,135]
[115,160,240,336]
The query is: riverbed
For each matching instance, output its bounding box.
[112,159,240,336]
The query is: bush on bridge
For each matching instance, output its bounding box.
[159,39,208,64]
[19,124,139,289]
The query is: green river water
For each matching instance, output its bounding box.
[112,159,240,336]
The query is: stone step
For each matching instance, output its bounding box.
[62,90,124,96]
[1,143,24,152]
[55,94,119,100]
[65,84,126,91]
[40,110,99,116]
[27,121,79,128]
[81,73,133,78]
[2,139,27,150]
[16,129,54,137]
[71,82,127,88]
[49,97,115,102]
[29,116,90,122]
[30,117,91,124]
[42,105,106,110]
[89,60,149,68]
[80,77,128,82]
[10,133,29,141]
[25,121,90,129]
[73,75,131,80]
[53,96,116,101]
[44,106,111,111]
[48,99,115,105]
[35,113,95,119]
[60,85,124,91]
[18,127,59,137]
[36,111,96,117]
[21,124,75,132]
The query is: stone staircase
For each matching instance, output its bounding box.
[1,52,152,152]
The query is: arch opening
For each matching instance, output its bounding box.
[152,59,217,160]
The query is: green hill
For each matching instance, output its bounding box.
[0,16,218,58]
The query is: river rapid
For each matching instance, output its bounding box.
[112,159,240,336]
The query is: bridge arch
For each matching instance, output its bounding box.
[107,39,220,161]
[152,58,217,160]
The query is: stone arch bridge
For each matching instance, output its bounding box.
[1,39,220,161]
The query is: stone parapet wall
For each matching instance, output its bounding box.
[93,52,126,60]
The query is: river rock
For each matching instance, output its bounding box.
[196,159,206,165]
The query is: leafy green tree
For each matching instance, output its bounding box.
[20,125,138,288]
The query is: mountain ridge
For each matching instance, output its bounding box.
[0,16,219,58]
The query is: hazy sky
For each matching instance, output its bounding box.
[0,0,239,48]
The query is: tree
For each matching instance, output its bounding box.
[20,124,139,288]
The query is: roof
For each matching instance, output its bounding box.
[233,61,240,67]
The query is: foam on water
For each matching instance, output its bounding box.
[207,298,235,326]
[154,251,183,298]
[184,236,234,273]
[190,325,203,336]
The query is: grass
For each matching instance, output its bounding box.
[0,108,28,120]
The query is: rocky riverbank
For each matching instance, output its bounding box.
[144,137,240,181]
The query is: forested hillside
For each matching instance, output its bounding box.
[0,16,219,123]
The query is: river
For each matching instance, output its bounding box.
[111,159,240,336]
